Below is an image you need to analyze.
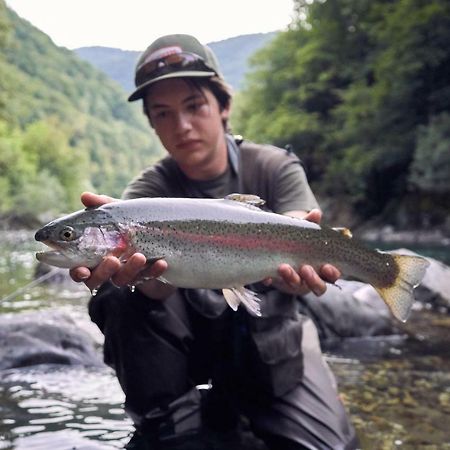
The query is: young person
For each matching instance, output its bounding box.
[71,34,358,450]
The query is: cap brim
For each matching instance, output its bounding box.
[128,70,216,102]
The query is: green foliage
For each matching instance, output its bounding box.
[409,113,450,194]
[0,4,163,219]
[0,119,89,215]
[234,0,450,223]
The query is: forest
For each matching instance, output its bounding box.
[0,1,162,218]
[233,0,450,228]
[0,0,449,230]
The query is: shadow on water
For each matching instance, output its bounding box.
[0,230,449,449]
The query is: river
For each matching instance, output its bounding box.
[0,230,449,449]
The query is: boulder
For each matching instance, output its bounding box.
[298,280,397,343]
[298,249,450,343]
[394,248,450,311]
[0,310,104,370]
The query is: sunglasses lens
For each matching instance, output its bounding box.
[137,52,209,84]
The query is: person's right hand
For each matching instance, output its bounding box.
[69,192,175,300]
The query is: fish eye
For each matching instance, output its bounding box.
[59,226,76,241]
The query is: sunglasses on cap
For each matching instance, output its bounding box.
[135,52,216,85]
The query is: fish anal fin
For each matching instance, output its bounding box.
[222,287,262,317]
[222,288,240,311]
[375,254,430,322]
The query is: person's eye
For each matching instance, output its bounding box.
[188,101,208,114]
[187,102,200,111]
[152,110,168,120]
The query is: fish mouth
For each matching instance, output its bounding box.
[35,249,77,268]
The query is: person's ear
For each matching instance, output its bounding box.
[220,101,231,121]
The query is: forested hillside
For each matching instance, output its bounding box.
[74,46,138,93]
[75,32,277,92]
[0,1,162,218]
[1,0,449,230]
[234,0,450,228]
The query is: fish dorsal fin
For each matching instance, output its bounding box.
[224,193,266,210]
[332,227,353,238]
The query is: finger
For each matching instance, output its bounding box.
[278,263,301,288]
[133,259,168,286]
[303,208,322,225]
[70,266,91,283]
[111,253,147,287]
[80,191,117,208]
[320,264,341,283]
[86,256,121,291]
[299,265,327,296]
[145,259,168,279]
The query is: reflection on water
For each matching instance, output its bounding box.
[1,230,450,449]
[0,365,131,449]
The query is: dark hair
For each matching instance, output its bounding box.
[143,76,233,129]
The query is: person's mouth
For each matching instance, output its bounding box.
[177,139,202,149]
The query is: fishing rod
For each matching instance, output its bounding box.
[0,267,62,304]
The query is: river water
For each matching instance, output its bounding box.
[0,230,449,449]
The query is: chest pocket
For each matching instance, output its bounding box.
[249,312,305,398]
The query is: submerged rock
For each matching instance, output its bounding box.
[0,310,104,370]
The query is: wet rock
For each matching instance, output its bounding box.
[395,248,450,311]
[0,310,104,370]
[299,280,397,342]
[298,249,450,342]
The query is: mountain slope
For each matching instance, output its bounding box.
[1,5,162,200]
[74,32,277,93]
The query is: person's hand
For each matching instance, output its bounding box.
[69,192,175,300]
[264,209,341,296]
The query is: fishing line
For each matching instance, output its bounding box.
[0,267,62,304]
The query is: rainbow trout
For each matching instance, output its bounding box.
[35,195,429,321]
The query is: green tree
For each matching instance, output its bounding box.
[409,113,450,195]
[0,119,90,216]
[234,0,450,223]
[331,0,450,214]
[21,119,90,210]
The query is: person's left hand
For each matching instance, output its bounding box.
[263,209,341,296]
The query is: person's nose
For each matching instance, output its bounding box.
[174,111,192,133]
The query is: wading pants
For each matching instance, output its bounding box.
[89,284,359,450]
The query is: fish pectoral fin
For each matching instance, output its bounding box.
[224,193,266,210]
[222,287,262,317]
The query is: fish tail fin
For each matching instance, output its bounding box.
[222,287,262,317]
[375,254,429,322]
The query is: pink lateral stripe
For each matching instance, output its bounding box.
[166,228,310,253]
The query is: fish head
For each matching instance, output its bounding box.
[35,207,128,269]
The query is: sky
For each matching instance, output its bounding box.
[5,0,296,51]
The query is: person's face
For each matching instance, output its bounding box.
[144,78,230,180]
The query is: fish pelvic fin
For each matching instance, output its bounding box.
[222,287,262,317]
[375,254,430,322]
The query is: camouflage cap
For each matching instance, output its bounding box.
[128,34,223,102]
